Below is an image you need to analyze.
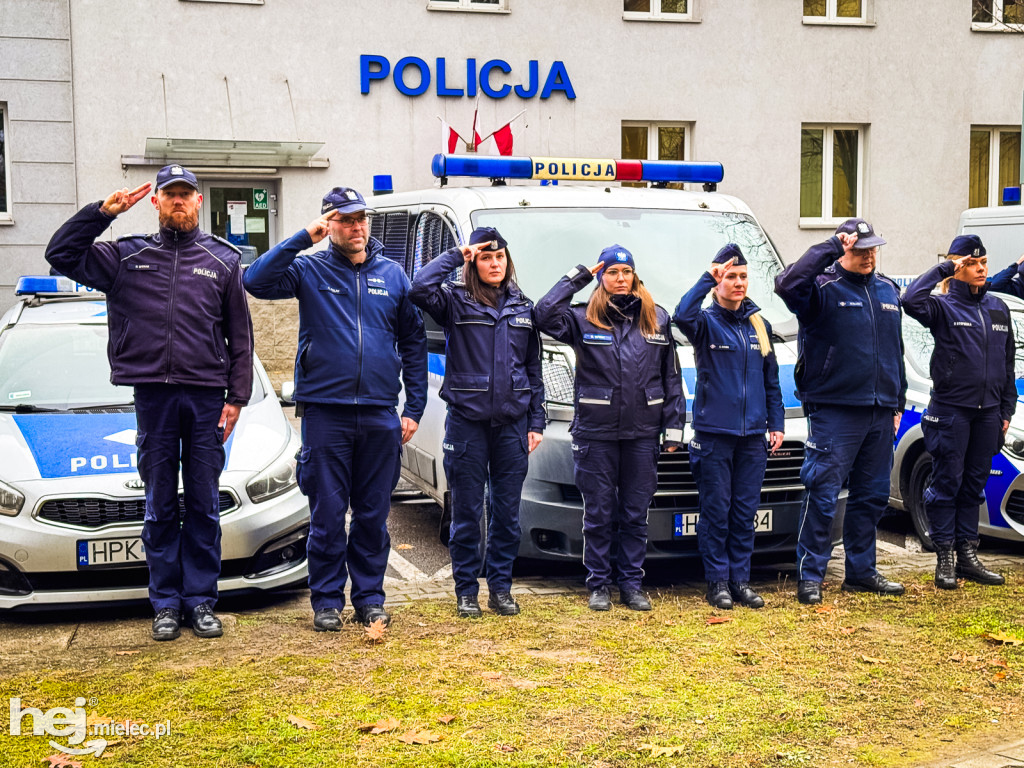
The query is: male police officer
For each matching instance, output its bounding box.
[775,219,907,605]
[46,164,254,641]
[243,187,427,631]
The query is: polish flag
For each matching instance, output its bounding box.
[479,111,525,156]
[471,105,483,152]
[440,119,464,154]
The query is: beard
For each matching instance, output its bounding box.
[159,209,199,232]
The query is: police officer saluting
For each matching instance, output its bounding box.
[535,246,684,611]
[775,219,907,604]
[410,227,545,618]
[674,244,784,610]
[903,235,1013,589]
[243,187,427,632]
[45,165,254,641]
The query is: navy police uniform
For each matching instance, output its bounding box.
[903,237,1015,561]
[243,188,427,619]
[409,228,545,606]
[673,246,784,590]
[45,165,254,623]
[534,247,684,597]
[774,220,907,594]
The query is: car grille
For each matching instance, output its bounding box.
[36,492,238,528]
[1005,490,1024,525]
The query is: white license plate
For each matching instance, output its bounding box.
[77,538,147,568]
[673,509,773,538]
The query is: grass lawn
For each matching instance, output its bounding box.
[3,573,1024,767]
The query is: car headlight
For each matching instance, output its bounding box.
[0,479,25,517]
[246,430,301,504]
[1004,429,1024,461]
[542,348,575,406]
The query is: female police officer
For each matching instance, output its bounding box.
[535,245,684,611]
[673,244,784,609]
[903,235,1014,589]
[410,227,545,618]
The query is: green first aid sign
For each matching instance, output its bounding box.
[252,189,269,210]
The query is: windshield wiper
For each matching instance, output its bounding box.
[0,404,64,413]
[0,401,135,413]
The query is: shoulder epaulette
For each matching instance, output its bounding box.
[209,234,242,255]
[116,233,152,242]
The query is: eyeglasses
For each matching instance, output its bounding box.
[330,213,368,227]
[604,267,634,279]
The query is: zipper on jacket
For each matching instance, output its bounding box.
[863,283,878,403]
[978,305,987,409]
[164,232,181,382]
[355,263,363,399]
[737,315,748,434]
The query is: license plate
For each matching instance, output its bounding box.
[77,538,147,568]
[673,509,773,538]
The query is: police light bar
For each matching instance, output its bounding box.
[15,276,97,295]
[431,153,724,185]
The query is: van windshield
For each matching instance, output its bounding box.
[471,207,796,332]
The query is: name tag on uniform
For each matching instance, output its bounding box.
[879,302,899,312]
[128,263,158,271]
[837,301,863,308]
[512,316,533,328]
[583,333,612,344]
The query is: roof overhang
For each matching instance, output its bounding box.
[121,138,329,171]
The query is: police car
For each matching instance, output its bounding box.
[371,153,837,563]
[0,277,309,609]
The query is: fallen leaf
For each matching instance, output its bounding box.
[481,671,502,680]
[859,655,888,664]
[396,544,414,550]
[357,717,400,734]
[914,699,925,707]
[734,649,756,656]
[839,626,857,635]
[510,678,544,690]
[87,712,114,727]
[496,744,516,753]
[950,654,982,663]
[397,729,442,745]
[994,671,1008,681]
[43,757,82,768]
[437,715,456,725]
[982,631,1024,646]
[365,619,388,643]
[114,650,140,656]
[640,744,686,757]
[814,605,835,614]
[705,616,732,625]
[287,714,319,730]
[991,658,1010,668]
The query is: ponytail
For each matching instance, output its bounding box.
[749,312,771,358]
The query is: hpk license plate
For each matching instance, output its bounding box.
[673,509,773,538]
[77,538,147,568]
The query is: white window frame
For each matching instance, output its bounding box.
[802,0,874,26]
[799,123,866,229]
[427,0,510,13]
[623,0,700,23]
[971,0,1024,31]
[972,126,1021,206]
[620,121,693,187]
[0,104,11,224]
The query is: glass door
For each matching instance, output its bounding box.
[200,182,278,265]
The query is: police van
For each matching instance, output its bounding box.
[370,154,822,563]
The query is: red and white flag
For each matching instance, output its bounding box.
[471,104,483,151]
[479,110,525,156]
[439,119,464,154]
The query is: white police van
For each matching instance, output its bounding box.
[0,277,310,608]
[370,154,825,563]
[889,204,1024,548]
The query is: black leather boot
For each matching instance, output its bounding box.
[729,582,765,609]
[934,547,957,590]
[706,581,733,609]
[955,540,1005,585]
[797,580,822,605]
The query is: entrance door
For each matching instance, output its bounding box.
[200,182,278,266]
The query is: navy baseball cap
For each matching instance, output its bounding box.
[835,218,886,249]
[948,234,986,258]
[155,164,199,191]
[596,244,635,280]
[469,226,507,251]
[321,186,371,216]
[712,243,747,266]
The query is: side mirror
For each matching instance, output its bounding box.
[279,380,295,406]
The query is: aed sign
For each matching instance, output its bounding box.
[360,55,576,100]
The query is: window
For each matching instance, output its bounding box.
[800,125,864,224]
[969,127,1021,207]
[621,121,690,188]
[972,0,1024,29]
[0,105,9,221]
[803,0,871,24]
[427,0,509,12]
[623,0,696,22]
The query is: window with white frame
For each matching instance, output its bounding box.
[972,0,1024,29]
[623,0,695,22]
[428,0,508,11]
[621,121,690,189]
[970,127,1021,207]
[803,0,869,24]
[800,125,864,224]
[0,105,9,220]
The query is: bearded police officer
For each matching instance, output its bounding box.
[774,219,907,605]
[45,164,254,641]
[243,187,427,631]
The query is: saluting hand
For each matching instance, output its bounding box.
[710,257,735,284]
[528,432,543,453]
[100,183,152,217]
[460,241,494,263]
[768,431,784,453]
[588,262,604,276]
[306,215,332,244]
[837,232,859,253]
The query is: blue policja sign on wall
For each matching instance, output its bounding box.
[360,56,576,99]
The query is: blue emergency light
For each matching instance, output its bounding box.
[1003,186,1021,206]
[430,153,724,186]
[15,276,95,295]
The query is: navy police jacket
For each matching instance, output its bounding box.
[989,260,1024,298]
[45,201,254,405]
[534,265,685,442]
[903,261,1016,421]
[673,272,784,436]
[242,229,428,420]
[774,237,907,411]
[409,247,545,432]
